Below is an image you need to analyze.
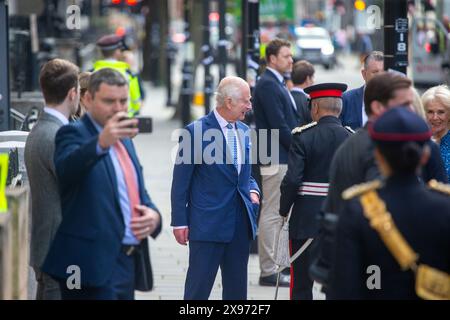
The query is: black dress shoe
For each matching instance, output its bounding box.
[259,273,290,287]
[281,267,290,276]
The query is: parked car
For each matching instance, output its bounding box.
[294,26,336,69]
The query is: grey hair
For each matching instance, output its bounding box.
[215,76,248,107]
[88,68,128,98]
[363,51,384,69]
[421,85,450,114]
[314,97,342,114]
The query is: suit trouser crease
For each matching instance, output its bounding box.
[184,200,251,300]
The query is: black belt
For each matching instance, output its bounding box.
[122,244,138,256]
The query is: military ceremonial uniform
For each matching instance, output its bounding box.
[279,83,352,300]
[329,177,450,299]
[324,125,448,216]
[329,108,450,300]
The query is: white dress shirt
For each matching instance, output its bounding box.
[43,107,69,125]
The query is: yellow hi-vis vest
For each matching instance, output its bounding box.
[92,60,141,116]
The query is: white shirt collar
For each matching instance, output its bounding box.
[266,67,285,84]
[213,108,234,129]
[291,87,306,94]
[43,107,69,125]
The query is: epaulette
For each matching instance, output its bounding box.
[345,126,355,133]
[291,121,317,134]
[342,180,382,200]
[428,179,450,196]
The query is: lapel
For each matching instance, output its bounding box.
[205,112,233,167]
[356,86,365,126]
[82,115,120,205]
[204,112,238,178]
[267,69,298,118]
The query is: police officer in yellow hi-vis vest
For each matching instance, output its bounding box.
[93,34,142,116]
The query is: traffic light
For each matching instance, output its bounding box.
[354,0,366,11]
[107,0,142,13]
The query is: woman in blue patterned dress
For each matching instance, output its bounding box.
[422,85,450,179]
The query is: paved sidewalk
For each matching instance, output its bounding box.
[133,86,289,300]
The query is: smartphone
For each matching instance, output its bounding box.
[136,116,153,134]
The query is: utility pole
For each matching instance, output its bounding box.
[241,1,260,87]
[180,0,193,126]
[0,0,10,130]
[218,0,227,80]
[202,0,213,115]
[384,0,408,74]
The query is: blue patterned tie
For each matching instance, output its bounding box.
[226,123,238,171]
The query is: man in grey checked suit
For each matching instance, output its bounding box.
[24,59,80,300]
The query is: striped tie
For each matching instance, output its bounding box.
[226,123,238,171]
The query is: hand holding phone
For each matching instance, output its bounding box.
[136,116,153,134]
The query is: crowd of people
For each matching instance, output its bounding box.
[23,35,449,301]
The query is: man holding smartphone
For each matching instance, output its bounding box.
[43,68,162,299]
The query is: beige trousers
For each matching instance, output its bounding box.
[257,164,288,277]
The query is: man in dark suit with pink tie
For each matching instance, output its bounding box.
[43,68,162,300]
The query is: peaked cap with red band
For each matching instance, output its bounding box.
[368,107,432,143]
[304,83,348,100]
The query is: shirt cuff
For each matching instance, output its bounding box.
[96,142,109,155]
[173,226,188,229]
[250,190,260,197]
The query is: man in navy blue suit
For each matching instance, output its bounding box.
[43,68,162,300]
[171,76,260,300]
[253,38,299,287]
[341,51,384,130]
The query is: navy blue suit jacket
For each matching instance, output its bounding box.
[171,112,260,242]
[341,85,365,130]
[42,115,161,287]
[253,69,300,164]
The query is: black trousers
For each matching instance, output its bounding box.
[290,238,316,300]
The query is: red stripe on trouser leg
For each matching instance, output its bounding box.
[289,239,293,300]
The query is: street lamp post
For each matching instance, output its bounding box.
[384,0,408,74]
[180,0,193,127]
[202,0,213,115]
[218,0,227,80]
[0,0,10,131]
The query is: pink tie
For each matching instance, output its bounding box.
[113,141,140,218]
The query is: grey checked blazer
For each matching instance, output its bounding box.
[24,111,65,268]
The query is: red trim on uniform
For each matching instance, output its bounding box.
[368,125,432,141]
[309,89,343,99]
[289,239,293,301]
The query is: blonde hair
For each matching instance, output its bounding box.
[412,87,426,119]
[79,71,91,97]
